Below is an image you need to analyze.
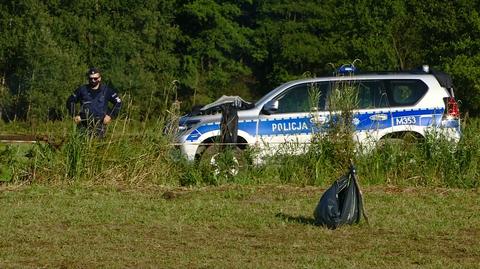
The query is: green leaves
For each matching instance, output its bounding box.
[175,0,254,105]
[2,0,480,119]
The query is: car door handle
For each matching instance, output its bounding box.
[369,114,388,121]
[310,116,328,124]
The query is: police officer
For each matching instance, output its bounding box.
[66,67,122,138]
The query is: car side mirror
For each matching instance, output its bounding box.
[262,100,279,115]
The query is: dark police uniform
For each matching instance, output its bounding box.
[66,83,122,137]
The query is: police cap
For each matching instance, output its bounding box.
[86,67,101,76]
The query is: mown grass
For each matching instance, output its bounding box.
[0,183,478,268]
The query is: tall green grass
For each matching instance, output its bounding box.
[253,117,479,188]
[1,111,479,188]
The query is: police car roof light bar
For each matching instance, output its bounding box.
[338,64,356,75]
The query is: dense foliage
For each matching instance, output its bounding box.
[2,0,480,121]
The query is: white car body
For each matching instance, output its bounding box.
[176,72,461,161]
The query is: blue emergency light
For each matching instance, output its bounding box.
[338,64,356,75]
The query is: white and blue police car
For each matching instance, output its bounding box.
[175,66,461,162]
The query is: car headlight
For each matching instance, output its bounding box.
[179,119,201,132]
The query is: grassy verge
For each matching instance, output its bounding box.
[0,116,479,188]
[0,183,478,268]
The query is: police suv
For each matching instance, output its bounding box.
[175,66,461,162]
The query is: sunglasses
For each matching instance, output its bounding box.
[89,76,101,81]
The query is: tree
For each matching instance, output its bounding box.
[0,0,180,121]
[175,0,255,107]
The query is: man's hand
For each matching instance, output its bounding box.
[103,115,112,125]
[74,116,81,124]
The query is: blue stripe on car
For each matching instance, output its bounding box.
[186,107,449,142]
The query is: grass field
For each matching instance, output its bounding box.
[0,116,479,267]
[0,183,478,268]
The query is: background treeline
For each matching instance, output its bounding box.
[1,0,480,122]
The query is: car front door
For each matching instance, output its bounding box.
[256,82,329,156]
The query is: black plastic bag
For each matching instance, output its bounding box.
[314,165,365,229]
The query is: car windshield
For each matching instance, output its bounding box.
[254,82,299,107]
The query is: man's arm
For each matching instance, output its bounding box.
[67,88,83,124]
[106,89,122,118]
[66,88,81,117]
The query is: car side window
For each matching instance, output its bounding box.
[341,79,427,109]
[275,82,328,114]
[357,80,388,109]
[273,79,428,113]
[326,80,388,110]
[387,80,428,106]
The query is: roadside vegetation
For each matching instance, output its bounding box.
[1,89,478,267]
[0,115,478,188]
